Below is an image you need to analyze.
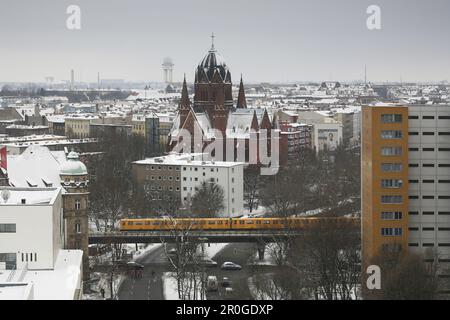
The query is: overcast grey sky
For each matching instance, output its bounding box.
[0,0,449,83]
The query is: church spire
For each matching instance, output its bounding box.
[179,74,190,110]
[179,75,191,128]
[236,74,247,108]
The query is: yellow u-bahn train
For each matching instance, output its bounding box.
[119,217,358,231]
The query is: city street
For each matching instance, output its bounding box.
[117,242,278,300]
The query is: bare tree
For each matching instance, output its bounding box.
[190,181,225,218]
[160,217,205,300]
[369,250,440,300]
[244,166,260,213]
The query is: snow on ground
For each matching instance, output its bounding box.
[83,272,124,300]
[124,243,162,262]
[248,243,278,266]
[162,272,205,300]
[202,243,229,260]
[241,205,267,217]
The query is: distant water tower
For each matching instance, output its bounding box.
[162,57,174,83]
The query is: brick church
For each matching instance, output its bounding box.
[168,37,275,165]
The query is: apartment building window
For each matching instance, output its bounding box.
[423,132,435,136]
[176,177,180,181]
[423,148,435,152]
[381,130,403,139]
[75,223,81,234]
[423,164,435,167]
[381,147,402,156]
[381,212,402,220]
[381,114,402,123]
[381,179,403,188]
[439,132,450,135]
[409,164,419,168]
[439,148,450,152]
[423,116,435,119]
[381,228,402,236]
[409,132,419,136]
[0,224,16,233]
[381,195,403,204]
[439,164,450,167]
[408,115,419,119]
[381,163,403,172]
[75,199,81,210]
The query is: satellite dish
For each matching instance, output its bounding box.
[1,189,11,204]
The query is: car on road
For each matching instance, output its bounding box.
[168,248,177,256]
[224,287,234,299]
[198,257,218,267]
[221,277,231,287]
[220,262,242,270]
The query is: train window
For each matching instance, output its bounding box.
[264,220,270,224]
[208,221,216,225]
[145,221,151,225]
[246,221,254,224]
[218,221,223,224]
[153,222,160,225]
[234,220,237,224]
[273,221,278,224]
[240,221,244,224]
[256,221,261,224]
[135,222,143,226]
[128,221,133,225]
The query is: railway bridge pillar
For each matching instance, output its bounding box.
[257,241,266,261]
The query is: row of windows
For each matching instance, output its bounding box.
[409,132,450,136]
[409,227,450,231]
[381,228,403,236]
[381,163,403,172]
[381,195,403,204]
[409,148,450,152]
[0,224,16,233]
[145,185,180,192]
[409,243,450,247]
[409,180,450,183]
[408,211,450,215]
[381,130,402,139]
[381,147,402,156]
[409,115,450,120]
[146,165,180,171]
[21,252,37,263]
[381,114,403,123]
[409,163,450,168]
[381,211,403,220]
[146,175,180,181]
[381,179,403,188]
[409,195,450,199]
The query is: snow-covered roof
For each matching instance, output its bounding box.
[0,249,82,300]
[6,146,67,188]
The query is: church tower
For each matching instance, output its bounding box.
[179,75,191,127]
[194,34,233,132]
[60,151,90,280]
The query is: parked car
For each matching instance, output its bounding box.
[206,275,219,292]
[220,262,242,270]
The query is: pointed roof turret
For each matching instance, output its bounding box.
[179,75,190,111]
[236,75,247,108]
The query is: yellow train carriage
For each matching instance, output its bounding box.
[119,217,342,231]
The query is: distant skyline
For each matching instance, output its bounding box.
[0,0,449,84]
